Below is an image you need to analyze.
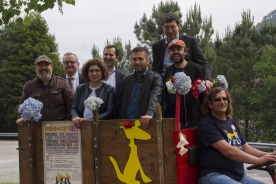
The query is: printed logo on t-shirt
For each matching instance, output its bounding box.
[224,130,242,150]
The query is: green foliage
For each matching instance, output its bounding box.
[91,43,101,59]
[0,0,75,25]
[248,46,276,142]
[0,12,62,132]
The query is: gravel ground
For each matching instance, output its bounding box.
[0,140,273,183]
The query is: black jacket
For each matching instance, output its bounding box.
[163,62,205,126]
[117,70,163,119]
[71,82,115,120]
[113,69,125,117]
[152,34,212,80]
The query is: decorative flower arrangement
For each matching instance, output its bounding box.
[213,75,228,89]
[18,97,43,122]
[166,72,192,95]
[191,78,208,98]
[176,132,189,156]
[120,121,133,128]
[84,96,104,113]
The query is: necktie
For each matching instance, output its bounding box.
[67,77,73,88]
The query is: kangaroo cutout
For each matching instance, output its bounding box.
[109,120,152,184]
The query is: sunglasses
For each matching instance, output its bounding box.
[213,97,228,102]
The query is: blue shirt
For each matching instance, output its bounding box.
[127,70,148,119]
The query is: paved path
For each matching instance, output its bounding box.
[0,140,273,183]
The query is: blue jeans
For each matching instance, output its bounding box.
[199,172,265,184]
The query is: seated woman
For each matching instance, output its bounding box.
[71,58,115,127]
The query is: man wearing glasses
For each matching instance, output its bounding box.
[152,13,212,89]
[61,52,85,94]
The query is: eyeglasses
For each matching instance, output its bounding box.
[63,61,78,65]
[89,69,101,74]
[163,24,178,30]
[213,97,228,102]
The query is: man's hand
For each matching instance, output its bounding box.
[72,117,87,129]
[140,115,152,129]
[16,118,25,127]
[205,80,213,89]
[257,153,276,165]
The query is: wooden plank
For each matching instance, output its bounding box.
[99,119,160,184]
[163,118,178,184]
[18,121,34,184]
[155,103,165,183]
[33,122,43,183]
[81,120,95,184]
[92,113,101,184]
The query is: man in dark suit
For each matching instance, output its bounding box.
[61,52,85,94]
[103,45,125,117]
[152,13,213,88]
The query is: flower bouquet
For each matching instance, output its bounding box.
[84,96,104,113]
[18,97,43,122]
[213,75,228,89]
[166,72,192,95]
[191,78,208,98]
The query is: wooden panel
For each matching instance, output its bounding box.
[163,118,178,184]
[33,122,43,183]
[99,119,160,184]
[81,121,95,184]
[18,121,34,184]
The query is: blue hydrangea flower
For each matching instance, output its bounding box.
[18,97,43,122]
[173,72,192,95]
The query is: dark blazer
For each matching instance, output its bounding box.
[114,69,125,117]
[60,73,85,84]
[152,34,212,80]
[71,82,115,120]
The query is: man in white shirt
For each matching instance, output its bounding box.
[103,45,125,118]
[61,52,84,94]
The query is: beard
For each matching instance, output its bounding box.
[36,69,52,80]
[170,53,185,64]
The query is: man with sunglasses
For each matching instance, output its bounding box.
[152,13,212,89]
[197,87,276,184]
[61,52,85,94]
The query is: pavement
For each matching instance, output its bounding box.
[0,140,273,183]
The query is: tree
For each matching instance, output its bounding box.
[213,10,267,140]
[0,12,62,132]
[248,46,276,142]
[134,1,215,64]
[91,43,101,59]
[0,0,75,25]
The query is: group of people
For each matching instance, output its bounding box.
[15,13,276,184]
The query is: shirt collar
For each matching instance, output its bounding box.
[66,72,78,79]
[165,32,180,44]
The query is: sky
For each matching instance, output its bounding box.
[41,0,275,66]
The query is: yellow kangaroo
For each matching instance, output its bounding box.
[109,120,152,184]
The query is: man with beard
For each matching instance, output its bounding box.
[117,47,163,129]
[61,52,85,94]
[163,40,205,129]
[152,13,212,89]
[16,55,73,126]
[102,45,125,118]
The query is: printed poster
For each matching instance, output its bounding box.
[43,121,82,184]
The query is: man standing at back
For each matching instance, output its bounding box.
[103,45,125,117]
[152,13,212,88]
[61,52,84,94]
[117,47,163,129]
[16,55,73,126]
